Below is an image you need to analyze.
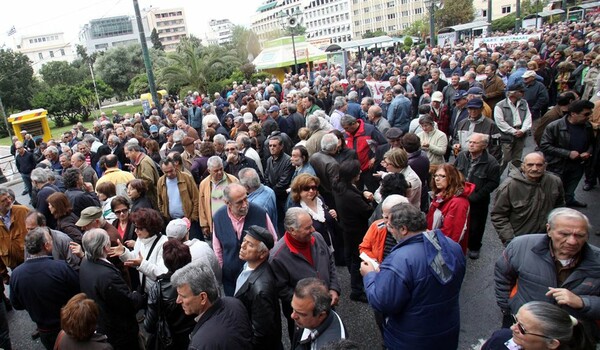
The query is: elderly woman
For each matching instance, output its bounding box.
[126,179,153,212]
[96,182,117,224]
[111,208,168,294]
[416,114,448,170]
[482,301,593,350]
[290,145,316,180]
[376,148,422,209]
[289,174,338,249]
[330,129,357,164]
[144,139,162,164]
[54,293,113,349]
[47,192,84,244]
[426,163,474,254]
[144,240,196,350]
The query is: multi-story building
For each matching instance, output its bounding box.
[350,0,429,38]
[472,0,516,22]
[251,0,353,46]
[16,32,76,73]
[79,15,151,54]
[205,19,235,46]
[145,7,188,52]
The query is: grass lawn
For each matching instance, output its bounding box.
[0,104,145,146]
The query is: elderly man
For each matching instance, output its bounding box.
[522,69,549,120]
[24,211,80,269]
[453,98,502,161]
[44,146,62,174]
[31,168,59,228]
[15,141,35,197]
[213,183,277,296]
[181,137,200,172]
[270,207,341,341]
[265,135,294,234]
[176,119,200,140]
[494,83,533,173]
[483,64,506,111]
[80,229,145,349]
[0,187,30,284]
[330,96,347,132]
[199,156,239,240]
[291,278,347,349]
[125,142,160,209]
[234,225,282,350]
[157,158,200,238]
[387,85,412,133]
[360,203,465,350]
[368,105,391,135]
[236,134,264,176]
[71,152,98,189]
[495,208,600,334]
[171,261,252,349]
[308,134,340,209]
[491,152,565,246]
[10,228,79,349]
[448,90,469,144]
[238,167,277,227]
[541,100,595,208]
[304,114,328,156]
[95,154,135,196]
[224,141,262,182]
[455,133,501,259]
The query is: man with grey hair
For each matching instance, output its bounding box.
[199,156,239,240]
[346,91,362,119]
[0,186,29,284]
[213,134,227,159]
[330,96,347,131]
[24,211,80,269]
[305,114,328,156]
[71,152,98,189]
[171,129,186,154]
[10,227,79,349]
[125,142,159,208]
[31,168,59,228]
[361,203,465,349]
[43,146,62,174]
[270,207,340,341]
[236,134,263,175]
[171,261,252,349]
[495,208,600,331]
[388,84,412,132]
[309,133,341,208]
[80,229,145,349]
[15,140,35,197]
[265,135,294,234]
[238,167,277,227]
[224,141,262,182]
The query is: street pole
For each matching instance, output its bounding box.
[515,0,521,32]
[429,3,435,47]
[291,32,298,75]
[132,0,160,112]
[488,0,493,34]
[88,61,103,118]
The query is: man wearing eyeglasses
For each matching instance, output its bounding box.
[540,100,595,208]
[494,208,600,337]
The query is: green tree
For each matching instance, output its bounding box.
[229,26,261,61]
[38,61,85,87]
[151,28,164,51]
[491,13,517,32]
[0,49,35,112]
[363,29,387,38]
[286,24,306,36]
[94,44,146,99]
[434,0,475,29]
[403,19,429,38]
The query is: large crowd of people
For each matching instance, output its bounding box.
[2,15,600,350]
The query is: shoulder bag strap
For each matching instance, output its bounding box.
[141,235,161,292]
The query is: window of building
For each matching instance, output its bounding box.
[49,50,54,58]
[376,16,383,21]
[502,5,511,13]
[482,9,487,17]
[38,52,43,60]
[388,25,396,31]
[353,9,359,15]
[387,13,396,19]
[60,49,65,56]
[402,10,408,16]
[387,1,394,7]
[415,7,422,14]
[355,20,360,26]
[364,7,369,12]
[364,18,371,23]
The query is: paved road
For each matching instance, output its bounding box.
[3,136,600,350]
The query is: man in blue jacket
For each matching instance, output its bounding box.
[360,203,466,350]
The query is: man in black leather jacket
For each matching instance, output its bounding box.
[234,225,282,350]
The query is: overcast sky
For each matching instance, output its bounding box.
[0,0,261,49]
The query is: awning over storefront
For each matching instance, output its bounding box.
[252,36,327,70]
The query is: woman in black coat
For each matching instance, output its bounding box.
[126,179,153,212]
[144,240,196,350]
[333,159,374,303]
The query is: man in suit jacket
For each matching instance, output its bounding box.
[234,226,282,350]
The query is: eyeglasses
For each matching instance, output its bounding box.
[302,185,318,192]
[113,209,129,215]
[225,148,237,151]
[433,174,447,179]
[513,315,553,339]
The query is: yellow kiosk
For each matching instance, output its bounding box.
[8,109,52,142]
[140,90,168,116]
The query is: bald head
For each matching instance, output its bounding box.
[367,105,383,122]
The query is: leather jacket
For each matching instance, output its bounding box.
[144,274,196,337]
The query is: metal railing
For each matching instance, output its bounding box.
[0,154,20,182]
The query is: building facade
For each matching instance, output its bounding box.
[205,19,235,46]
[79,15,151,54]
[350,0,429,38]
[473,0,517,22]
[16,33,75,73]
[145,7,188,52]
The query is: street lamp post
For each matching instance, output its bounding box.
[278,9,302,75]
[423,0,437,47]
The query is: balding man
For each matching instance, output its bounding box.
[368,105,391,135]
[212,183,277,296]
[491,152,564,246]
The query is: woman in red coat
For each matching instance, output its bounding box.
[426,163,474,254]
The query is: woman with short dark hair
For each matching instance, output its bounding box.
[54,293,113,349]
[47,192,84,244]
[126,179,153,212]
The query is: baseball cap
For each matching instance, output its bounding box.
[466,98,484,109]
[385,127,403,140]
[466,87,485,96]
[76,207,103,227]
[453,90,468,100]
[149,125,158,133]
[243,112,254,123]
[507,83,525,92]
[522,70,536,79]
[165,218,190,240]
[182,137,195,146]
[431,91,443,102]
[268,105,280,113]
[243,225,274,250]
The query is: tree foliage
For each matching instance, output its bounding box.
[363,30,387,38]
[434,0,475,29]
[402,19,429,38]
[94,44,146,99]
[39,61,86,87]
[0,49,35,112]
[151,28,164,51]
[229,26,262,61]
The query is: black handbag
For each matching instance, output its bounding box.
[155,279,174,349]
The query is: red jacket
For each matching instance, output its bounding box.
[359,219,388,263]
[426,182,475,254]
[345,119,387,171]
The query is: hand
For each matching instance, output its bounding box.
[422,143,429,149]
[569,151,580,160]
[108,239,126,258]
[329,290,339,307]
[453,144,461,150]
[546,287,584,309]
[83,182,94,192]
[226,153,236,163]
[124,240,136,249]
[514,130,524,138]
[368,158,376,169]
[580,152,591,160]
[363,191,374,201]
[328,209,337,220]
[202,228,212,240]
[360,260,376,276]
[69,242,84,258]
[124,252,143,267]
